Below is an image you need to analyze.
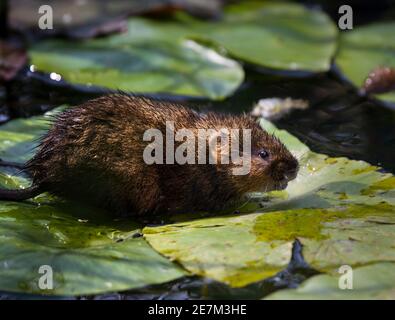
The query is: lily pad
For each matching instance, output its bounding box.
[30,1,337,99]
[195,1,337,72]
[266,262,395,300]
[0,111,53,163]
[0,111,185,296]
[143,119,395,288]
[336,22,395,104]
[30,35,243,100]
[159,1,337,72]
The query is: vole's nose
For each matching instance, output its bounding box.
[272,159,299,182]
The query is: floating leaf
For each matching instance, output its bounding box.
[30,1,337,99]
[266,263,395,300]
[0,108,59,163]
[0,201,185,296]
[144,214,293,287]
[0,111,185,296]
[136,1,336,72]
[143,118,395,288]
[30,32,243,100]
[121,1,337,73]
[193,1,337,72]
[336,22,395,104]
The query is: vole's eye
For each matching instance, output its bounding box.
[258,150,269,159]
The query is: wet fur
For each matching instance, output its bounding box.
[23,94,298,216]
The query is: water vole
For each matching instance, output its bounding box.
[0,94,298,216]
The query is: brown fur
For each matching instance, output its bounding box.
[25,94,298,216]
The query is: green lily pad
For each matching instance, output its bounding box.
[0,111,53,163]
[196,1,337,72]
[30,35,243,100]
[175,1,337,72]
[0,202,185,296]
[143,119,395,288]
[0,111,185,296]
[125,1,336,72]
[30,1,337,99]
[336,22,395,104]
[266,262,395,300]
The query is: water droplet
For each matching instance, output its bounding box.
[50,72,62,81]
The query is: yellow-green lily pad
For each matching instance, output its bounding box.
[143,119,395,287]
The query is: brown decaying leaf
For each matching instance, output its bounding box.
[363,66,395,95]
[0,41,27,83]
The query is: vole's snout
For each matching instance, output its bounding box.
[271,158,299,183]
